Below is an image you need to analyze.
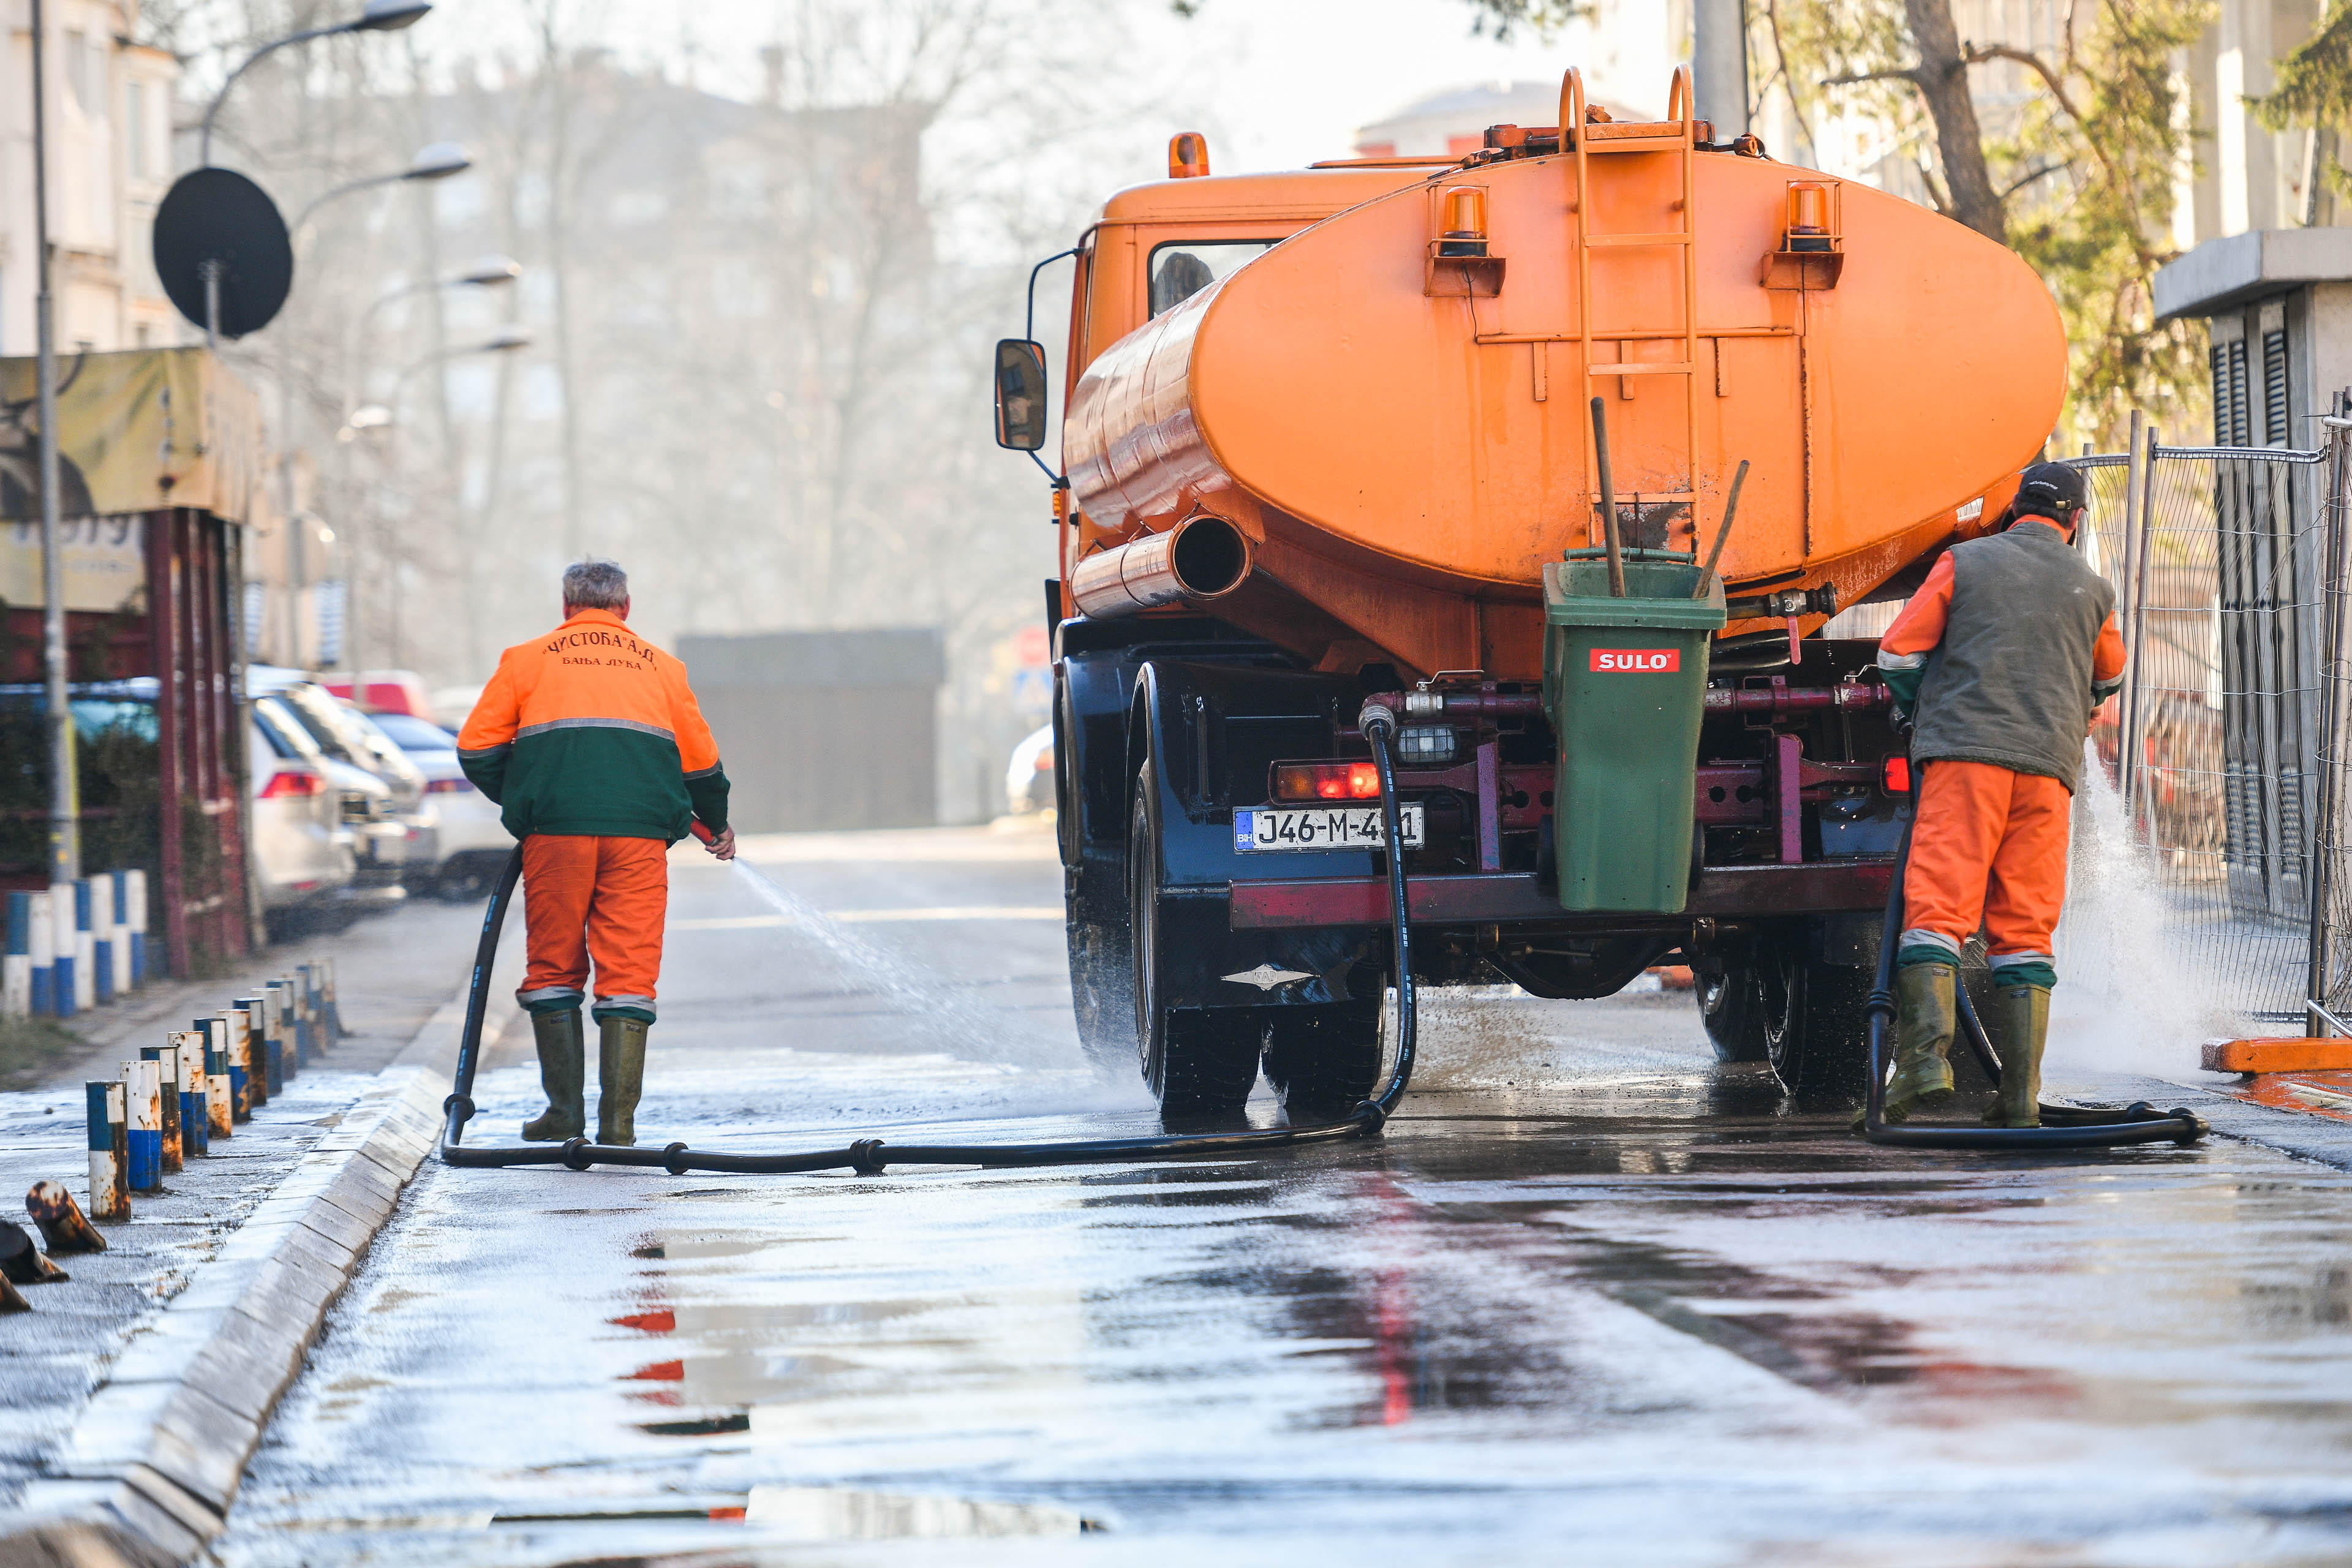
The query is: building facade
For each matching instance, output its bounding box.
[1,0,179,357]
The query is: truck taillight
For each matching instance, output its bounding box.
[1882,756,1912,795]
[1273,762,1381,801]
[259,769,325,799]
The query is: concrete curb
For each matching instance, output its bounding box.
[0,987,515,1568]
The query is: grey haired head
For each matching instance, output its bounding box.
[562,559,628,609]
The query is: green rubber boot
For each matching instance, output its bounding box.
[1882,962,1958,1123]
[1983,981,2049,1128]
[521,1009,585,1141]
[598,1016,649,1146]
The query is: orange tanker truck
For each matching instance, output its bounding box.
[993,67,2063,1117]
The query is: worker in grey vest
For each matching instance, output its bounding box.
[1872,463,2127,1125]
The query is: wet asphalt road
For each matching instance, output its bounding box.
[213,824,2352,1567]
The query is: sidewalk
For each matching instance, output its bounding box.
[0,897,520,1566]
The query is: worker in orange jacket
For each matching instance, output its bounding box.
[1872,463,2126,1126]
[457,560,736,1145]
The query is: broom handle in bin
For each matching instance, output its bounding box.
[1589,397,1626,598]
[1696,459,1749,598]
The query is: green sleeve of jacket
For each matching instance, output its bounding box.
[685,764,730,835]
[1880,660,1926,717]
[459,745,511,804]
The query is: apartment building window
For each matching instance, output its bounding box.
[126,81,147,179]
[66,32,105,121]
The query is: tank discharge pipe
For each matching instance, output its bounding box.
[438,710,1420,1178]
[1069,514,1253,620]
[1856,766,2206,1150]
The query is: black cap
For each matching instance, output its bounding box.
[2013,461,2088,522]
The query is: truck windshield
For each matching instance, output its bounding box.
[1149,240,1275,317]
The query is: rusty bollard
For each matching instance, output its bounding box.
[28,1180,107,1254]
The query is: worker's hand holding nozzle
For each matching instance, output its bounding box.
[688,821,737,861]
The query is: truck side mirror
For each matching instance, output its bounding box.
[993,338,1049,453]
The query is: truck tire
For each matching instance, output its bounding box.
[1260,1002,1382,1118]
[1699,929,1871,1099]
[1065,859,1137,1078]
[1129,762,1260,1116]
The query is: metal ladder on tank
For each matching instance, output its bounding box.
[1562,64,1704,554]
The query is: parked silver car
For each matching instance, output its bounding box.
[260,681,437,888]
[364,710,515,899]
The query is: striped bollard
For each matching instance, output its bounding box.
[270,981,297,1080]
[88,878,113,1006]
[231,1000,265,1110]
[290,969,314,1066]
[140,1046,183,1174]
[50,882,77,1019]
[24,891,53,1017]
[202,1020,234,1142]
[280,978,305,1072]
[304,962,325,1057]
[120,870,145,987]
[70,881,94,1011]
[123,1060,162,1192]
[105,871,130,997]
[222,1006,255,1117]
[172,1032,208,1158]
[200,1020,233,1140]
[245,993,282,1098]
[4,891,31,1019]
[88,1082,129,1221]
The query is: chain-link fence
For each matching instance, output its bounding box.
[2071,430,2350,1025]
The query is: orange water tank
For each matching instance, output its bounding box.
[1063,68,2060,680]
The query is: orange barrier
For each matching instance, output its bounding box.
[2200,1038,2352,1074]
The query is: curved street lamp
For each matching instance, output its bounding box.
[341,325,533,667]
[200,0,435,167]
[290,142,473,236]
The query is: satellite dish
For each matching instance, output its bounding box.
[152,168,293,339]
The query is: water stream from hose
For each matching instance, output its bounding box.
[716,855,1077,1072]
[2049,741,2239,1075]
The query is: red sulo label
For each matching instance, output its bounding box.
[1589,647,1680,673]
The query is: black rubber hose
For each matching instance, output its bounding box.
[440,712,1422,1174]
[1858,763,2205,1149]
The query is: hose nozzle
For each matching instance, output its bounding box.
[1357,698,1398,741]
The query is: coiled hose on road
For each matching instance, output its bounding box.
[438,703,1422,1175]
[1855,767,2206,1149]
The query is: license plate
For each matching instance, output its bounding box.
[1233,804,1424,853]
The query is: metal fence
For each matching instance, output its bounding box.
[2070,424,2352,1025]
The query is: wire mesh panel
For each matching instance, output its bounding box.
[2074,443,2332,1023]
[2303,428,2352,1028]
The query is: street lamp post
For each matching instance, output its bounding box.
[198,0,433,168]
[270,148,480,668]
[29,0,76,884]
[345,329,532,671]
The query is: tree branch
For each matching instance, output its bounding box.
[1822,66,1924,88]
[2000,161,2069,198]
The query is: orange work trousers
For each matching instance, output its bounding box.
[518,834,669,1021]
[1902,760,2072,963]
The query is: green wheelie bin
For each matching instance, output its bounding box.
[1542,548,1728,913]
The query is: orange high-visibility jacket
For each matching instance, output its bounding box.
[456,608,729,842]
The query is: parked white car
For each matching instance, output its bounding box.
[366,710,515,898]
[1005,723,1055,815]
[249,704,354,933]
